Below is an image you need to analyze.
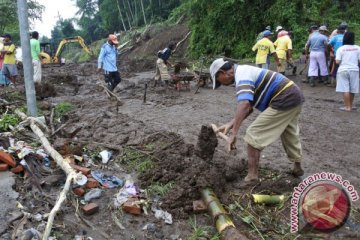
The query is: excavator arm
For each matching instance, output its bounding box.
[52,36,92,63]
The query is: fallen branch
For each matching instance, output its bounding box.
[51,120,70,136]
[99,84,123,105]
[50,107,55,135]
[15,110,84,240]
[173,31,191,53]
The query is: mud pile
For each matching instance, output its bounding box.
[139,126,233,218]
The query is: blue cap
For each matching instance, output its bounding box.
[263,30,273,37]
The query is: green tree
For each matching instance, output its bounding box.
[0,0,44,38]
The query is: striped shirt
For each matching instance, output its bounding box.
[235,65,304,111]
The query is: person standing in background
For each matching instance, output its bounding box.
[153,43,176,87]
[1,34,17,85]
[335,32,360,112]
[97,34,121,91]
[305,26,329,87]
[252,30,281,70]
[30,31,42,83]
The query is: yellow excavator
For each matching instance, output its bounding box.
[40,36,92,64]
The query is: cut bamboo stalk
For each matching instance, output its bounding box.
[201,189,248,240]
[252,194,285,205]
[15,110,85,240]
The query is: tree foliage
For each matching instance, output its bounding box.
[70,0,183,42]
[0,0,44,38]
[179,0,360,58]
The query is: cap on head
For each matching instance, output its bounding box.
[3,34,11,39]
[310,25,318,31]
[340,21,348,28]
[276,26,283,32]
[108,34,119,44]
[265,26,271,31]
[319,26,328,32]
[263,30,273,37]
[209,58,228,90]
[337,24,347,31]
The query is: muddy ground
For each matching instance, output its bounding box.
[1,24,360,240]
[0,58,359,239]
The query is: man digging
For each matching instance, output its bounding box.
[210,58,305,187]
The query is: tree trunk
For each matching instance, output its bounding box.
[126,0,135,25]
[134,0,138,26]
[140,0,147,25]
[116,0,127,31]
[125,8,132,29]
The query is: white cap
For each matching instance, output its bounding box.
[209,58,228,89]
[319,25,328,32]
[276,26,283,32]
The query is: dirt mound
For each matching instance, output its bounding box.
[138,126,230,218]
[120,24,190,73]
[34,82,57,99]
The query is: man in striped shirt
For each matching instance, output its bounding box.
[209,58,305,187]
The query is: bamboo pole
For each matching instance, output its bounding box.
[252,194,285,205]
[15,110,85,240]
[201,189,248,240]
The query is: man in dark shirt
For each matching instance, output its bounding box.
[210,58,305,187]
[153,43,176,87]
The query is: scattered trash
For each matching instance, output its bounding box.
[143,223,156,233]
[99,150,112,164]
[84,188,103,202]
[74,173,88,186]
[91,170,124,188]
[16,201,25,209]
[74,155,83,162]
[33,213,42,222]
[42,157,51,167]
[114,178,140,207]
[153,208,173,224]
[21,228,42,240]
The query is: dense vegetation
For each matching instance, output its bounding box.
[179,0,360,58]
[1,0,360,59]
[0,0,44,41]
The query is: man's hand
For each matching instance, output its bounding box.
[217,121,234,135]
[227,134,237,152]
[96,68,102,74]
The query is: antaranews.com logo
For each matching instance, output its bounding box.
[291,172,359,233]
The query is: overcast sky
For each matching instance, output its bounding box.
[32,0,78,38]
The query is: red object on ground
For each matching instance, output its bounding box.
[122,198,141,215]
[70,164,91,175]
[73,187,85,197]
[82,203,99,215]
[86,178,100,189]
[0,151,16,167]
[11,165,24,174]
[0,163,9,171]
